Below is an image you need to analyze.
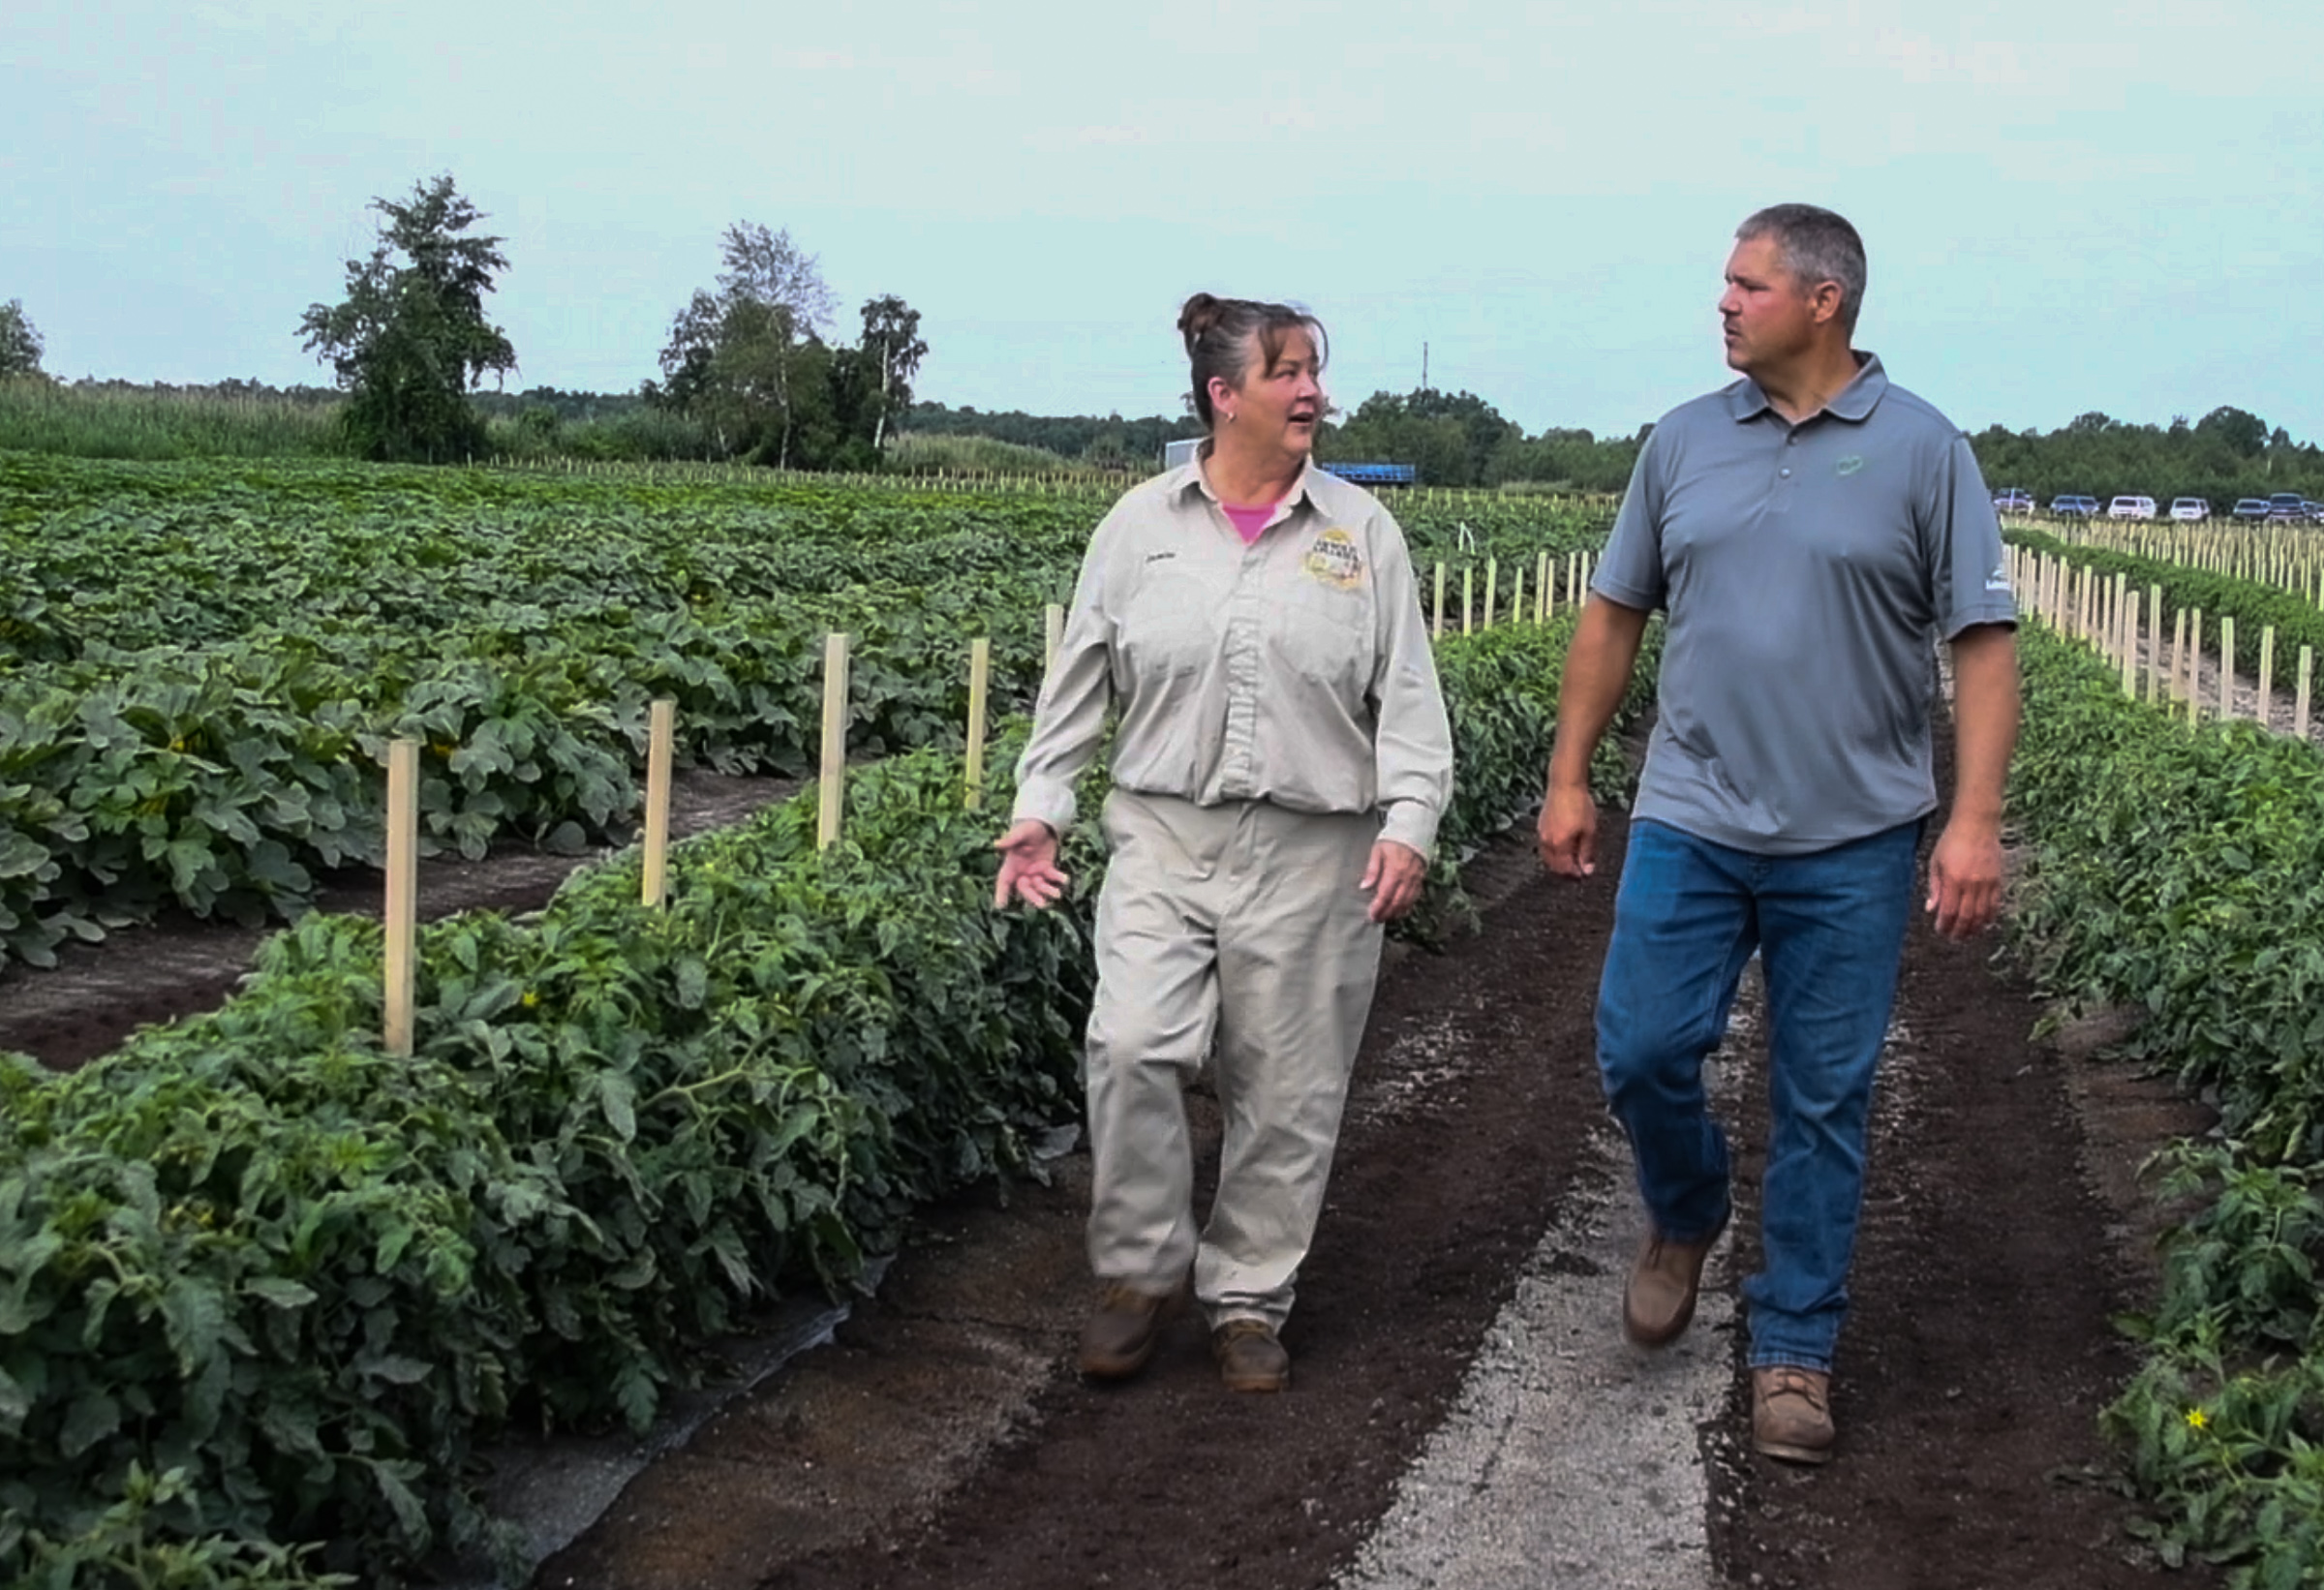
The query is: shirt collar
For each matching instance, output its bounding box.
[1728,351,1888,426]
[1175,446,1329,514]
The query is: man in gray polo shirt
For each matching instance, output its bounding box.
[1538,203,2020,1466]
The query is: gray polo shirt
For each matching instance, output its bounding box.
[1591,353,2015,856]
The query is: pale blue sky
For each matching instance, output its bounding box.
[7,0,2319,439]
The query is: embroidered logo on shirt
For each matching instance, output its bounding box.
[1302,527,1365,591]
[1834,455,1866,476]
[1985,562,2012,594]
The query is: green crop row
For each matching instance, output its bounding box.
[1,453,1610,668]
[1,459,1611,973]
[0,613,1644,1589]
[2012,527,2324,680]
[2008,626,2324,1583]
[0,583,1059,973]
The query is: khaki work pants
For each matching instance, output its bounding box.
[1085,788,1385,1328]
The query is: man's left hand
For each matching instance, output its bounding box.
[1925,820,2004,940]
[1361,841,1427,924]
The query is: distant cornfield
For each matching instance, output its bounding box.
[0,378,349,460]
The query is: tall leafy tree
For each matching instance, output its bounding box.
[298,174,516,462]
[0,299,43,378]
[857,295,927,452]
[656,223,835,468]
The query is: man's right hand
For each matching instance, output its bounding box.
[1537,782,1599,878]
[994,818,1068,909]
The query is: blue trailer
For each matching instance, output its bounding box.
[1319,461,1418,488]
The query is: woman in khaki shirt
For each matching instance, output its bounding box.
[994,294,1452,1392]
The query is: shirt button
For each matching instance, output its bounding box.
[1781,468,1791,476]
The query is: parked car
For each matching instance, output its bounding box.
[2107,496,2157,520]
[2270,493,2309,521]
[2168,497,2212,521]
[1993,488,2036,514]
[2049,494,2100,517]
[2231,498,2274,522]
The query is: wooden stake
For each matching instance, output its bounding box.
[641,699,675,908]
[817,632,849,849]
[1483,558,1498,630]
[1511,566,1525,628]
[1461,566,1474,636]
[2168,608,2187,703]
[2219,616,2236,721]
[1433,563,1447,639]
[383,740,418,1057]
[964,639,991,810]
[2298,647,2313,740]
[2146,585,2164,703]
[2121,593,2140,698]
[1536,550,1550,621]
[2258,627,2276,728]
[2186,610,2203,721]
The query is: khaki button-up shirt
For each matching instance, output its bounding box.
[1011,456,1453,857]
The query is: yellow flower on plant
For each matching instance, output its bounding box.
[2186,1408,2209,1429]
[521,991,539,1008]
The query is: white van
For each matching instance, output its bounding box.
[2107,496,2156,520]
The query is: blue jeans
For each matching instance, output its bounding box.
[1596,817,1920,1372]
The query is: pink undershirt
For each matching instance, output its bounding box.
[1221,503,1275,544]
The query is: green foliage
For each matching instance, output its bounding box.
[1972,406,2324,505]
[2012,527,2324,676]
[1,300,45,380]
[0,452,1613,974]
[881,431,1097,476]
[2008,627,2324,1580]
[0,609,1614,1586]
[297,174,517,464]
[0,381,347,461]
[899,401,1205,469]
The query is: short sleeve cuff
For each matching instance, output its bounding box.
[1589,571,1661,611]
[1942,604,2020,640]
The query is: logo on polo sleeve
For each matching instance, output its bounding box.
[1302,527,1366,590]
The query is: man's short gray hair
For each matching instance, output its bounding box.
[1737,204,1867,330]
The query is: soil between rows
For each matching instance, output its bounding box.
[535,805,2199,1590]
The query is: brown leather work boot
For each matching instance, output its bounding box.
[1752,1365,1836,1464]
[1621,1210,1728,1348]
[1078,1281,1182,1380]
[1211,1318,1290,1393]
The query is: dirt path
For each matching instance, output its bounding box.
[532,813,2200,1590]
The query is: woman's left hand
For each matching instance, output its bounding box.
[1360,840,1427,924]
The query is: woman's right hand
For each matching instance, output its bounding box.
[994,819,1069,909]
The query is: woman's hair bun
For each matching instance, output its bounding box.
[1177,292,1228,353]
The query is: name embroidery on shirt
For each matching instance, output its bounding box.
[1302,527,1365,591]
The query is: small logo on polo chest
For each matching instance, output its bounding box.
[1834,455,1865,476]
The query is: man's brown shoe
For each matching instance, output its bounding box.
[1211,1318,1290,1392]
[1621,1210,1728,1348]
[1752,1365,1836,1464]
[1078,1281,1181,1379]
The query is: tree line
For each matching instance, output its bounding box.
[6,187,2318,493]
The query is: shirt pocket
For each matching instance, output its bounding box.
[1279,578,1375,696]
[1118,568,1218,682]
